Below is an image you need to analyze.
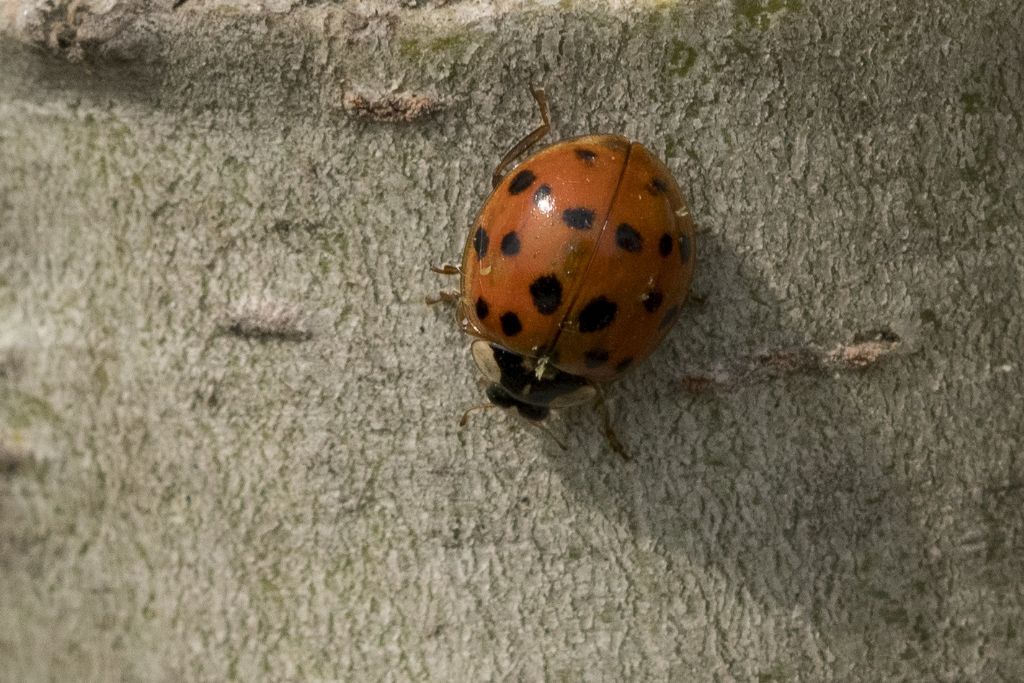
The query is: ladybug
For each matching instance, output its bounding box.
[435,87,696,456]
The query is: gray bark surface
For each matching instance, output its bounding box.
[2,1,1023,680]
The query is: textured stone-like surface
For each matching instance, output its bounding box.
[2,1,1023,680]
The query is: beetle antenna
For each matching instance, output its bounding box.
[459,403,499,427]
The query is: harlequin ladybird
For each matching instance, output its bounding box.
[436,87,696,454]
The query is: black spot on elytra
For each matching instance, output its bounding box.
[615,357,634,372]
[533,184,552,207]
[578,296,617,333]
[475,297,489,320]
[658,232,673,257]
[529,275,563,315]
[508,170,536,195]
[500,312,523,336]
[615,223,643,252]
[473,226,488,258]
[643,290,664,313]
[575,148,597,164]
[500,232,521,256]
[648,177,669,195]
[562,208,595,230]
[659,303,681,330]
[583,348,610,368]
[678,233,691,264]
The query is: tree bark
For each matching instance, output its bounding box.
[2,1,1023,679]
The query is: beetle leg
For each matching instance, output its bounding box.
[524,419,569,452]
[491,85,551,189]
[426,289,460,305]
[593,385,630,461]
[430,264,461,275]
